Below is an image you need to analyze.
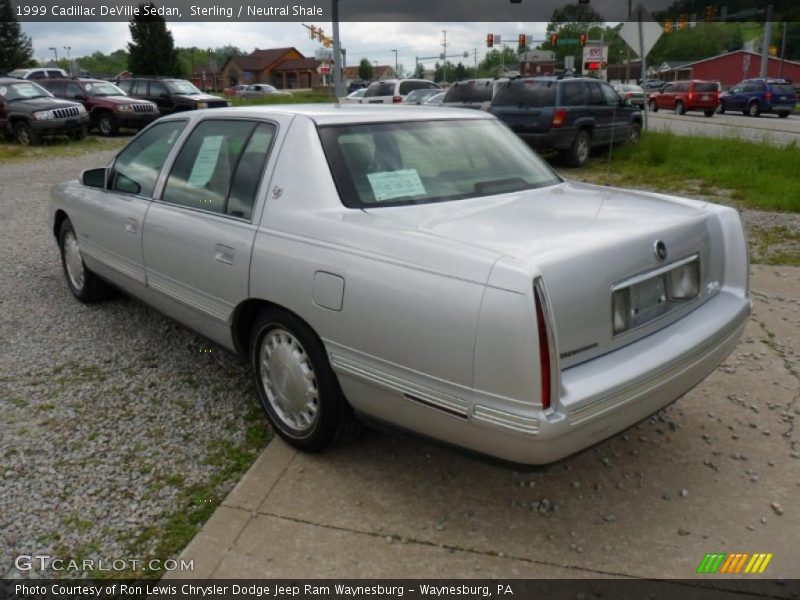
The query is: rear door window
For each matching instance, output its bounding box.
[561,81,585,106]
[586,82,605,105]
[600,83,620,106]
[132,80,148,96]
[492,80,556,107]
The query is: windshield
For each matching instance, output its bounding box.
[444,80,493,103]
[492,80,556,107]
[85,81,126,96]
[165,80,201,94]
[364,82,395,97]
[0,81,52,101]
[319,119,561,208]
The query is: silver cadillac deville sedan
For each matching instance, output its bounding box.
[49,105,751,464]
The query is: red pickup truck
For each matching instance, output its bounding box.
[648,80,720,117]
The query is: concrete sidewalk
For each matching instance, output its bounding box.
[168,266,800,580]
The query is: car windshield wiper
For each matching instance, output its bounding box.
[474,177,531,195]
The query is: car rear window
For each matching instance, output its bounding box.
[364,82,395,97]
[771,84,796,96]
[492,80,556,107]
[694,82,718,92]
[443,81,493,103]
[318,118,561,208]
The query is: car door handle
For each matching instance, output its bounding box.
[125,218,138,234]
[214,243,235,265]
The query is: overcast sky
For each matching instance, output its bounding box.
[22,21,554,72]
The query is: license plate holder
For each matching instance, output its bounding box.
[629,274,669,327]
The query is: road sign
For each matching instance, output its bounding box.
[559,38,580,45]
[564,55,575,70]
[619,4,663,58]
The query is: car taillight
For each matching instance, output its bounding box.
[534,285,552,410]
[392,95,402,103]
[688,92,694,101]
[551,108,567,128]
[765,91,772,101]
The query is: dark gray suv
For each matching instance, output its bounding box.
[490,77,643,167]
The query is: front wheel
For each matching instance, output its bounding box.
[704,108,715,117]
[649,100,658,112]
[563,130,591,168]
[778,112,790,118]
[628,122,642,144]
[14,121,40,146]
[58,218,112,303]
[674,101,685,115]
[250,309,360,452]
[70,125,87,141]
[748,101,761,117]
[97,113,119,136]
[718,103,726,114]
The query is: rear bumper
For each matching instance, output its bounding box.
[515,128,577,151]
[339,288,750,465]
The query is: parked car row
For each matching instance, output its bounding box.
[645,77,795,119]
[1,74,232,145]
[342,77,643,168]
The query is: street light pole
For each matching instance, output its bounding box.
[48,47,58,62]
[391,49,398,76]
[331,0,344,98]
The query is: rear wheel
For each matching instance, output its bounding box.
[14,121,40,146]
[563,130,591,168]
[649,100,658,112]
[250,309,360,452]
[704,108,715,117]
[97,113,119,136]
[778,112,790,118]
[674,101,685,115]
[718,103,725,114]
[747,101,761,117]
[58,218,112,303]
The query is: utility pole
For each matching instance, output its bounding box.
[473,48,478,75]
[625,0,631,82]
[779,21,787,78]
[759,3,773,78]
[48,47,58,62]
[391,49,398,76]
[637,7,648,130]
[331,0,344,98]
[442,30,449,84]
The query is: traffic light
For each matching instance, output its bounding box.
[550,33,558,47]
[486,33,494,48]
[579,32,587,47]
[518,34,526,52]
[664,20,673,33]
[678,14,687,31]
[704,5,715,22]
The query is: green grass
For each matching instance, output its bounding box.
[230,90,335,107]
[0,135,126,162]
[578,131,800,212]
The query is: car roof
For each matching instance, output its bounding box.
[158,103,493,126]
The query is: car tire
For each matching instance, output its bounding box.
[58,218,112,303]
[628,121,642,144]
[250,308,361,453]
[748,101,761,117]
[718,103,725,114]
[674,101,685,115]
[649,100,657,112]
[564,130,591,168]
[778,112,790,118]
[97,113,119,136]
[14,121,40,146]
[704,108,715,117]
[70,125,87,141]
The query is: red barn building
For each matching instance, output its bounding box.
[658,50,800,89]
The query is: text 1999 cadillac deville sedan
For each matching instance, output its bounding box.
[49,105,751,464]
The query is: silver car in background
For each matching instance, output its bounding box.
[614,83,646,108]
[49,105,750,464]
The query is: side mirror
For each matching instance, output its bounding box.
[81,167,107,189]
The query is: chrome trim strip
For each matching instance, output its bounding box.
[146,272,231,322]
[82,244,144,284]
[473,405,539,435]
[569,307,748,425]
[611,254,699,292]
[330,353,469,418]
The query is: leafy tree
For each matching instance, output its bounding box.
[771,22,800,61]
[79,49,130,77]
[127,2,182,76]
[413,62,426,78]
[0,0,35,73]
[453,62,468,80]
[477,47,519,77]
[211,44,244,69]
[648,23,743,65]
[357,58,373,81]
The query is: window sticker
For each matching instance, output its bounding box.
[0,87,6,96]
[367,169,426,201]
[187,135,223,187]
[85,83,92,91]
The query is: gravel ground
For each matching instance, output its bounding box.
[0,148,270,579]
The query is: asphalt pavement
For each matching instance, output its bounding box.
[646,110,800,146]
[168,265,800,581]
